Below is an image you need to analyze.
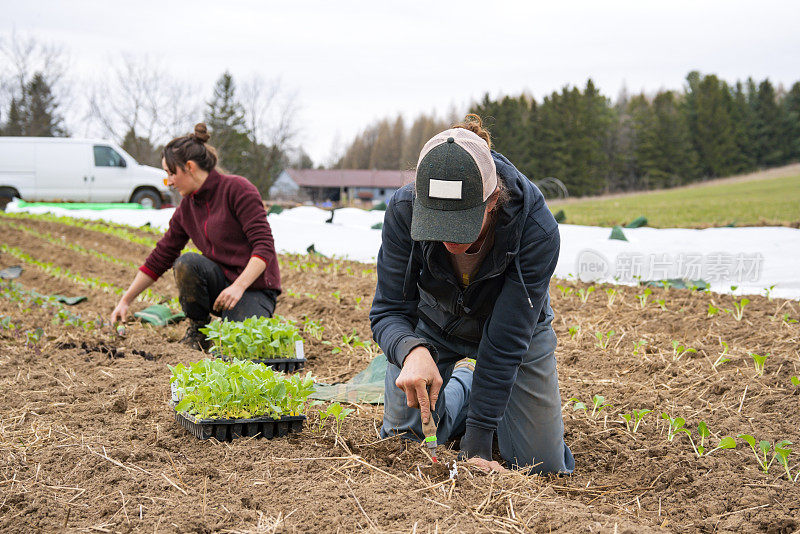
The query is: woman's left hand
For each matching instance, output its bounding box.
[214,284,245,313]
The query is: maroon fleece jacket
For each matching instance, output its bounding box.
[139,169,281,293]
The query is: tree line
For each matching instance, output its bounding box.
[0,34,300,197]
[336,72,800,197]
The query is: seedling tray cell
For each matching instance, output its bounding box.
[174,409,305,442]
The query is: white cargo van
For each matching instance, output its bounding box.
[0,137,171,208]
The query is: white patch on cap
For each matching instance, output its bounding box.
[429,179,462,199]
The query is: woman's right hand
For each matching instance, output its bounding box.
[395,346,443,424]
[110,299,129,324]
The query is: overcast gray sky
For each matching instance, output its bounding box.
[3,0,799,165]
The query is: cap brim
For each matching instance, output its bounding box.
[411,200,486,244]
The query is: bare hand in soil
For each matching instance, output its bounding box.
[214,284,244,313]
[396,346,442,424]
[110,299,129,323]
[467,457,507,473]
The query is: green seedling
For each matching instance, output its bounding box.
[707,303,719,317]
[303,292,318,300]
[773,441,795,482]
[302,317,324,341]
[568,325,580,340]
[713,341,731,369]
[636,288,652,308]
[0,316,14,331]
[594,330,615,350]
[737,435,788,474]
[661,413,688,442]
[688,422,737,456]
[764,285,776,301]
[25,327,44,345]
[556,285,573,298]
[590,395,611,418]
[781,313,798,325]
[791,376,800,387]
[621,408,652,433]
[324,402,355,435]
[632,339,647,356]
[605,288,617,307]
[749,352,769,376]
[577,286,596,303]
[354,296,364,309]
[656,298,667,311]
[342,328,365,347]
[331,290,342,303]
[568,397,587,412]
[726,298,749,321]
[671,341,697,361]
[660,280,672,291]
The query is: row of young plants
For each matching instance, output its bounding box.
[0,220,141,270]
[557,282,777,321]
[567,324,791,382]
[278,253,376,279]
[0,244,176,307]
[568,394,799,482]
[0,212,162,248]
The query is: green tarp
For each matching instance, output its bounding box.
[311,353,387,404]
[609,226,628,241]
[134,304,185,326]
[625,216,648,228]
[14,200,146,210]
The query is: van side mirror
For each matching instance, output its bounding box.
[119,158,127,168]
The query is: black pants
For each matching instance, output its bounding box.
[173,253,277,323]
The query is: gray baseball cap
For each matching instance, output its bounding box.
[411,128,498,243]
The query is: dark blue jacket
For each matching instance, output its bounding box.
[369,151,560,459]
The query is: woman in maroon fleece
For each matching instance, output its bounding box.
[110,123,281,350]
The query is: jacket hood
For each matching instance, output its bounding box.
[489,150,542,256]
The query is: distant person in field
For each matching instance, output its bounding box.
[110,123,281,351]
[370,115,573,474]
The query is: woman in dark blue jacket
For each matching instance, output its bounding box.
[369,115,573,474]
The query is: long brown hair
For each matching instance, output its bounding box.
[452,114,509,209]
[162,123,218,174]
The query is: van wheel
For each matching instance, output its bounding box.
[0,187,20,212]
[131,189,162,209]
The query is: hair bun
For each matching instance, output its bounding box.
[193,123,210,144]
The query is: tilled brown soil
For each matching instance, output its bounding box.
[0,215,799,533]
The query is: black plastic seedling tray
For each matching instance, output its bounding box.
[174,408,306,442]
[216,354,307,373]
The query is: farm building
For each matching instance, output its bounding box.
[270,169,414,204]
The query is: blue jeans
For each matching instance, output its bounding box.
[381,313,574,475]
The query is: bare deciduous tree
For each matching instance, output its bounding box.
[239,76,298,195]
[86,54,200,154]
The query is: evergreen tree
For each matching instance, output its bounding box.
[121,127,160,166]
[750,79,785,166]
[782,82,800,161]
[728,80,757,172]
[205,71,250,173]
[2,98,26,136]
[685,72,738,177]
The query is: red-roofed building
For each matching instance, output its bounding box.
[270,169,414,204]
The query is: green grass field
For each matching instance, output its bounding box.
[547,170,800,228]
